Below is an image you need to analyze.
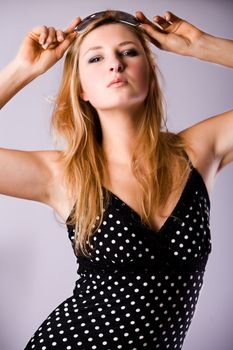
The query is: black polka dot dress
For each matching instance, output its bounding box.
[25,165,212,350]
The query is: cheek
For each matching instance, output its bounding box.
[142,62,150,82]
[133,56,150,81]
[135,62,150,94]
[82,82,104,106]
[79,66,104,102]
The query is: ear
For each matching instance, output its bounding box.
[80,90,89,102]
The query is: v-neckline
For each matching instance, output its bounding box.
[102,166,195,235]
[66,166,210,233]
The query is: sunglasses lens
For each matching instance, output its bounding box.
[74,11,140,32]
[75,12,105,31]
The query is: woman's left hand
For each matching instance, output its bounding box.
[136,11,204,56]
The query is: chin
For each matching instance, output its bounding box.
[103,98,145,110]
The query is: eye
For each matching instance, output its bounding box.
[88,56,102,63]
[121,49,139,57]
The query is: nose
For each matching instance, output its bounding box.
[109,59,124,73]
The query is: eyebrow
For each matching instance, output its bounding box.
[83,41,138,56]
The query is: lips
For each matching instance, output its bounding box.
[107,78,127,87]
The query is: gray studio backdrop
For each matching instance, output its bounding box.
[0,0,232,349]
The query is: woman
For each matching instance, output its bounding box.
[0,9,232,350]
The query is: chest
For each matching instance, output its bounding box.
[103,168,191,232]
[67,166,211,268]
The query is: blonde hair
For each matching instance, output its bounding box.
[51,11,191,257]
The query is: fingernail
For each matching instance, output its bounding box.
[42,43,48,49]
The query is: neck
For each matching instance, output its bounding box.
[98,106,145,166]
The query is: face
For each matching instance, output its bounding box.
[78,23,150,113]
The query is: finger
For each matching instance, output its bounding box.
[64,17,82,34]
[153,15,171,30]
[135,11,152,26]
[136,11,162,33]
[163,11,181,23]
[38,26,49,45]
[135,11,166,46]
[140,23,168,49]
[56,29,65,42]
[42,27,56,49]
[55,32,77,58]
[136,11,165,35]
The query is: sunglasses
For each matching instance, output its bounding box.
[74,10,141,32]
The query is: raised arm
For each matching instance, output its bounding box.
[136,11,233,68]
[0,18,80,207]
[0,18,80,109]
[135,10,233,183]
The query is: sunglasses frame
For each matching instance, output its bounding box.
[74,10,141,32]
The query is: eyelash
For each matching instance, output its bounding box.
[88,49,139,63]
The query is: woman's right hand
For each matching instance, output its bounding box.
[14,17,81,76]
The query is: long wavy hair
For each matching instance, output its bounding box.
[51,11,191,257]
